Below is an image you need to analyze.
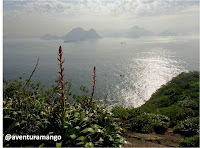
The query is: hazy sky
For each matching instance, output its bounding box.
[3,0,199,36]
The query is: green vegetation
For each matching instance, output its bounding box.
[173,117,199,137]
[111,106,169,134]
[179,135,199,147]
[3,83,127,147]
[111,71,199,147]
[129,113,169,134]
[140,71,199,125]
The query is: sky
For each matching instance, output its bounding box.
[3,0,200,36]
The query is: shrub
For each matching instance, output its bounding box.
[153,123,168,134]
[179,135,199,147]
[173,117,199,137]
[111,105,139,121]
[129,113,169,134]
[58,103,127,147]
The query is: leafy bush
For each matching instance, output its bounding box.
[3,79,127,147]
[111,105,140,121]
[59,103,127,147]
[153,123,168,134]
[179,135,199,147]
[173,117,199,137]
[111,106,132,121]
[129,113,169,134]
[3,78,61,147]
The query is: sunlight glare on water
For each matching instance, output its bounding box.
[110,47,187,107]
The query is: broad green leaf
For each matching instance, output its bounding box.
[40,111,46,116]
[83,117,89,121]
[74,118,79,123]
[80,112,85,120]
[81,128,94,133]
[124,140,132,145]
[39,143,45,147]
[70,134,76,139]
[4,116,10,119]
[89,113,93,117]
[75,126,80,130]
[15,122,20,126]
[56,142,62,147]
[5,122,20,134]
[76,136,85,141]
[97,129,104,134]
[76,141,84,146]
[99,137,104,142]
[43,120,50,124]
[92,124,100,129]
[85,142,94,147]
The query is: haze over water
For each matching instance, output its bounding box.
[3,35,199,107]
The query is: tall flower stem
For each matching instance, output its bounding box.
[90,66,96,101]
[58,46,65,113]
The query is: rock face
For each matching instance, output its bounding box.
[63,27,101,42]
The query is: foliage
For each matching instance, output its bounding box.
[111,105,140,121]
[3,78,61,147]
[111,106,169,134]
[179,135,199,147]
[129,113,169,134]
[140,71,199,126]
[3,78,127,147]
[59,103,127,147]
[173,117,199,137]
[153,123,168,134]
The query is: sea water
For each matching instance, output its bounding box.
[3,35,199,107]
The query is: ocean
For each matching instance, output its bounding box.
[3,35,199,107]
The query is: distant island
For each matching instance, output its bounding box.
[125,26,154,38]
[40,27,101,42]
[103,25,154,38]
[158,30,178,36]
[40,26,184,41]
[63,27,101,42]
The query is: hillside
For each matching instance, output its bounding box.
[112,71,199,147]
[140,71,199,122]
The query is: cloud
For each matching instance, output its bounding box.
[3,0,199,35]
[4,0,199,17]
